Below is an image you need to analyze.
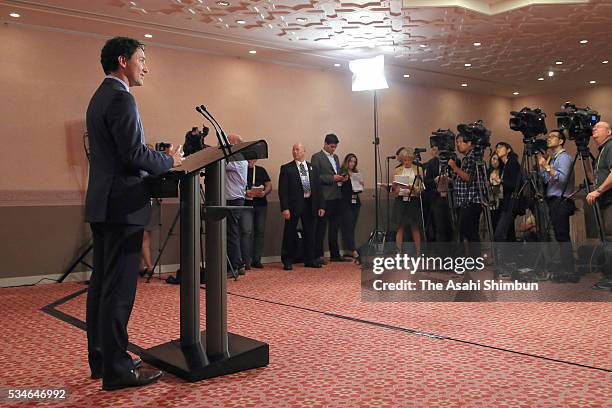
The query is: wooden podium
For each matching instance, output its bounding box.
[141,140,269,381]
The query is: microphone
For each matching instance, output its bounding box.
[387,155,396,159]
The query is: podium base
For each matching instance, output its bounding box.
[141,332,269,382]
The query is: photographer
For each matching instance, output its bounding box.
[538,130,578,281]
[423,144,453,242]
[493,142,520,242]
[448,134,483,257]
[586,121,612,289]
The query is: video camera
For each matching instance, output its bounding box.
[555,102,600,152]
[457,120,491,154]
[184,126,210,157]
[509,107,548,154]
[429,129,456,165]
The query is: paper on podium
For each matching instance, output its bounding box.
[173,140,268,175]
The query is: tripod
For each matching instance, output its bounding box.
[366,89,385,252]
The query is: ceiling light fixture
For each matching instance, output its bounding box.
[144,33,153,38]
[513,91,519,95]
[296,17,307,23]
[473,42,481,47]
[589,80,597,84]
[555,61,563,65]
[461,83,467,87]
[249,50,257,54]
[419,44,427,48]
[216,1,229,6]
[548,71,554,77]
[579,39,588,44]
[403,74,410,78]
[464,63,472,67]
[602,60,609,64]
[334,63,341,67]
[9,12,20,18]
[236,20,246,24]
[538,77,544,81]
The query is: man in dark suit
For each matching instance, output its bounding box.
[311,133,350,263]
[85,37,183,391]
[278,143,325,270]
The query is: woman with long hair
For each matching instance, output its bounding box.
[339,153,362,262]
[391,148,423,254]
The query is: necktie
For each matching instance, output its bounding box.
[299,163,311,193]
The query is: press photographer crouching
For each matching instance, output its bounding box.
[538,130,578,282]
[586,121,612,290]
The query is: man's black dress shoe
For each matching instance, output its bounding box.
[102,367,163,391]
[251,261,264,269]
[316,257,328,265]
[91,358,143,380]
[304,262,322,268]
[283,263,293,271]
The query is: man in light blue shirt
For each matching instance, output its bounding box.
[538,130,578,281]
[225,134,250,274]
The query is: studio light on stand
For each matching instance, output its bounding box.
[349,55,389,254]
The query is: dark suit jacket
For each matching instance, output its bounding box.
[278,161,324,216]
[311,150,342,201]
[85,78,173,225]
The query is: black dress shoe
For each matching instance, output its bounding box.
[304,262,322,268]
[91,358,143,380]
[316,257,328,265]
[251,261,264,269]
[283,263,293,271]
[330,256,350,262]
[102,368,163,391]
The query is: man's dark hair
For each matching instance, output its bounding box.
[456,134,472,144]
[324,133,340,145]
[550,129,566,146]
[100,37,145,75]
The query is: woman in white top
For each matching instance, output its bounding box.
[391,148,423,254]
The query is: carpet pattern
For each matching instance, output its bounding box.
[0,264,609,407]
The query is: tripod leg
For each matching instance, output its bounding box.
[148,209,180,283]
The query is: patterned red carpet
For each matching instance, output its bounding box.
[0,263,610,407]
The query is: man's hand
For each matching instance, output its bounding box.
[586,190,601,205]
[538,155,548,169]
[318,209,325,217]
[168,144,185,167]
[282,209,291,220]
[448,159,457,170]
[333,174,347,182]
[245,190,255,198]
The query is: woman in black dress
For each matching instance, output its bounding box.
[339,153,362,262]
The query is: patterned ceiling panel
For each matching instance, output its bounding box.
[2,0,610,94]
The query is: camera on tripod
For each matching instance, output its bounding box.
[457,120,491,154]
[555,102,600,151]
[429,129,456,165]
[509,107,548,154]
[184,126,210,157]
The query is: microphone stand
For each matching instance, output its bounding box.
[385,156,395,236]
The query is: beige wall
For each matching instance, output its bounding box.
[0,24,515,201]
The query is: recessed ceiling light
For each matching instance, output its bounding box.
[236,20,246,24]
[296,17,308,23]
[9,12,20,18]
[419,44,427,48]
[579,39,588,44]
[461,83,468,87]
[513,91,520,95]
[334,63,341,67]
[144,33,153,38]
[589,80,597,84]
[403,74,410,78]
[473,42,481,47]
[249,50,257,54]
[548,71,554,77]
[602,60,609,64]
[464,63,472,67]
[217,1,229,6]
[538,77,544,81]
[555,61,563,65]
